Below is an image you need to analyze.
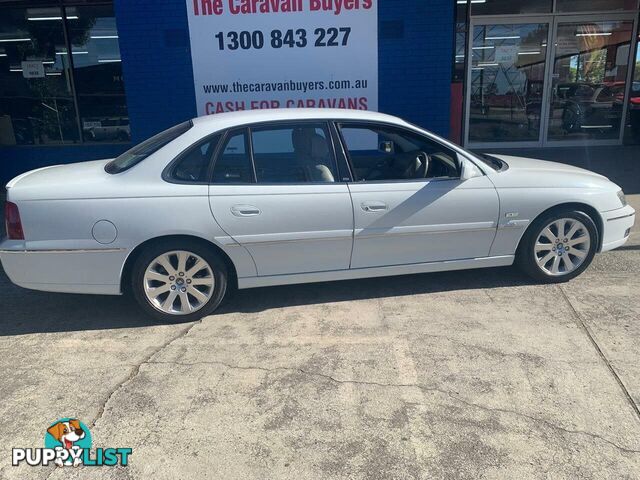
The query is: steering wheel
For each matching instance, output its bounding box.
[416,152,430,178]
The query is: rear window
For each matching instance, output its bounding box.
[105,121,193,174]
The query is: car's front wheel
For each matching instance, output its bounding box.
[131,240,228,322]
[517,209,598,283]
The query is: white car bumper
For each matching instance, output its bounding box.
[600,205,635,252]
[0,239,125,295]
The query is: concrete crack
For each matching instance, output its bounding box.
[90,319,203,429]
[558,285,640,424]
[146,358,640,455]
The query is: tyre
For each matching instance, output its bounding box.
[516,209,598,283]
[130,239,228,322]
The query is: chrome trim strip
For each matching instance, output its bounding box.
[356,226,496,240]
[238,235,351,246]
[0,248,126,254]
[607,213,635,222]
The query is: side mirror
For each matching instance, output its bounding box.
[460,158,482,181]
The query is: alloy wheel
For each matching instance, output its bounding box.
[143,250,215,315]
[534,218,591,276]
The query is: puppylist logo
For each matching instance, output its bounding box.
[12,418,132,467]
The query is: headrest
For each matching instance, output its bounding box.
[310,134,329,159]
[292,128,315,154]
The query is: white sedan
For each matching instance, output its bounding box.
[1,109,635,321]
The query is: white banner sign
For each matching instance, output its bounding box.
[185,0,378,116]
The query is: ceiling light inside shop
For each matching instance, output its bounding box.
[9,68,23,72]
[0,38,31,43]
[456,0,486,3]
[472,46,494,50]
[27,16,78,21]
[91,35,118,39]
[575,32,611,37]
[518,51,541,55]
[98,58,121,63]
[485,35,520,40]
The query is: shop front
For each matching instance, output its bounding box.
[455,0,640,148]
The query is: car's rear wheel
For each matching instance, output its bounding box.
[131,240,227,322]
[517,209,598,283]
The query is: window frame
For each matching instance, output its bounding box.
[334,121,463,184]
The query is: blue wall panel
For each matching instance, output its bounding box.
[379,0,454,138]
[0,0,453,183]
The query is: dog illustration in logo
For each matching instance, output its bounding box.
[47,419,85,466]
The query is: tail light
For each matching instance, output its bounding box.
[5,201,24,240]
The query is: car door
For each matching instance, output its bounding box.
[337,122,500,269]
[208,121,354,277]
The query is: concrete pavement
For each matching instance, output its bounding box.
[0,194,639,479]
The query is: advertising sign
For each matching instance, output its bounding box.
[185,0,378,116]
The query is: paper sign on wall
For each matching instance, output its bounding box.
[21,61,45,79]
[495,46,518,66]
[185,0,378,116]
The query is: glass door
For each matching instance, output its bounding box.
[466,19,552,147]
[546,16,636,144]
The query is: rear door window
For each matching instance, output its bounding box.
[212,130,254,183]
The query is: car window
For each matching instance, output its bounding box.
[169,134,220,183]
[105,120,192,174]
[338,124,460,182]
[595,87,614,102]
[251,123,337,183]
[212,130,254,183]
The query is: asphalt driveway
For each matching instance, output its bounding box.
[0,196,639,479]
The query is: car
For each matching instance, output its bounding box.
[558,82,624,134]
[0,109,635,322]
[83,117,131,142]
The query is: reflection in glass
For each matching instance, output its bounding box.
[453,1,468,83]
[67,5,129,143]
[471,0,552,15]
[0,7,79,145]
[547,21,633,142]
[624,40,640,144]
[468,23,549,143]
[555,0,638,12]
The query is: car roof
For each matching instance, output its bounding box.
[191,108,407,131]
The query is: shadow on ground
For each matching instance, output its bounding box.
[0,265,536,336]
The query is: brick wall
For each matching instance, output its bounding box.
[114,0,197,143]
[379,0,454,137]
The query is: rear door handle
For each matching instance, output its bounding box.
[361,201,388,213]
[231,205,261,217]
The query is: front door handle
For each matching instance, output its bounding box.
[361,201,388,213]
[231,205,261,217]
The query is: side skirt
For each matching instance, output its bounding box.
[238,255,515,289]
